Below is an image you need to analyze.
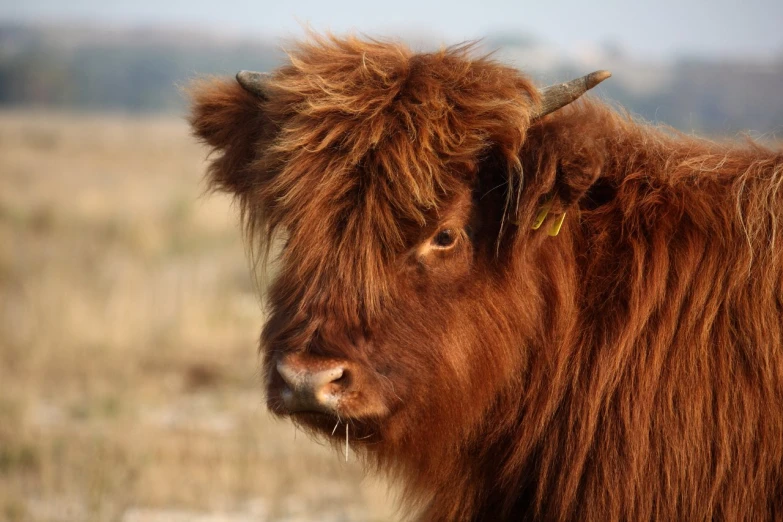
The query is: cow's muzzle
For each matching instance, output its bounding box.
[275,354,350,415]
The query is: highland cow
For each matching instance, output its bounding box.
[189,35,783,521]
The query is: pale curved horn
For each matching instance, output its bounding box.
[532,70,611,120]
[236,70,270,99]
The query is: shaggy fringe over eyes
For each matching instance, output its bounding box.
[192,34,538,249]
[190,34,539,319]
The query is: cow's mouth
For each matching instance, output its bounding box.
[265,381,385,445]
[286,410,382,445]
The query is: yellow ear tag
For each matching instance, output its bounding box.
[547,212,566,236]
[531,197,554,230]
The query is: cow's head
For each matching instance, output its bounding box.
[190,35,608,472]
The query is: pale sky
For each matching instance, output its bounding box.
[2,0,782,59]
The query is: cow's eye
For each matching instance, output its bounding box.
[432,229,457,248]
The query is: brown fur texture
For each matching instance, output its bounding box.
[189,34,783,521]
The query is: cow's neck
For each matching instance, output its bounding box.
[447,102,783,521]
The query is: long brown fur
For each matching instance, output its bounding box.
[189,34,783,521]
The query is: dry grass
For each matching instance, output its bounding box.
[0,110,396,522]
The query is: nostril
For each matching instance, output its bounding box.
[313,366,345,388]
[331,368,348,385]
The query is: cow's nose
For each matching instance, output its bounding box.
[275,356,347,414]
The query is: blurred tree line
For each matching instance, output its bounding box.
[0,24,282,113]
[1,24,782,136]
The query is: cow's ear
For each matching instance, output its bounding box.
[188,77,273,195]
[552,153,604,209]
[517,118,604,235]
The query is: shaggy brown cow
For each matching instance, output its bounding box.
[189,35,783,521]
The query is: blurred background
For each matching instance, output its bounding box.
[0,1,781,521]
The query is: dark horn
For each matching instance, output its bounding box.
[532,70,611,120]
[236,70,270,99]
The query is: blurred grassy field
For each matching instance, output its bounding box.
[0,111,396,522]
